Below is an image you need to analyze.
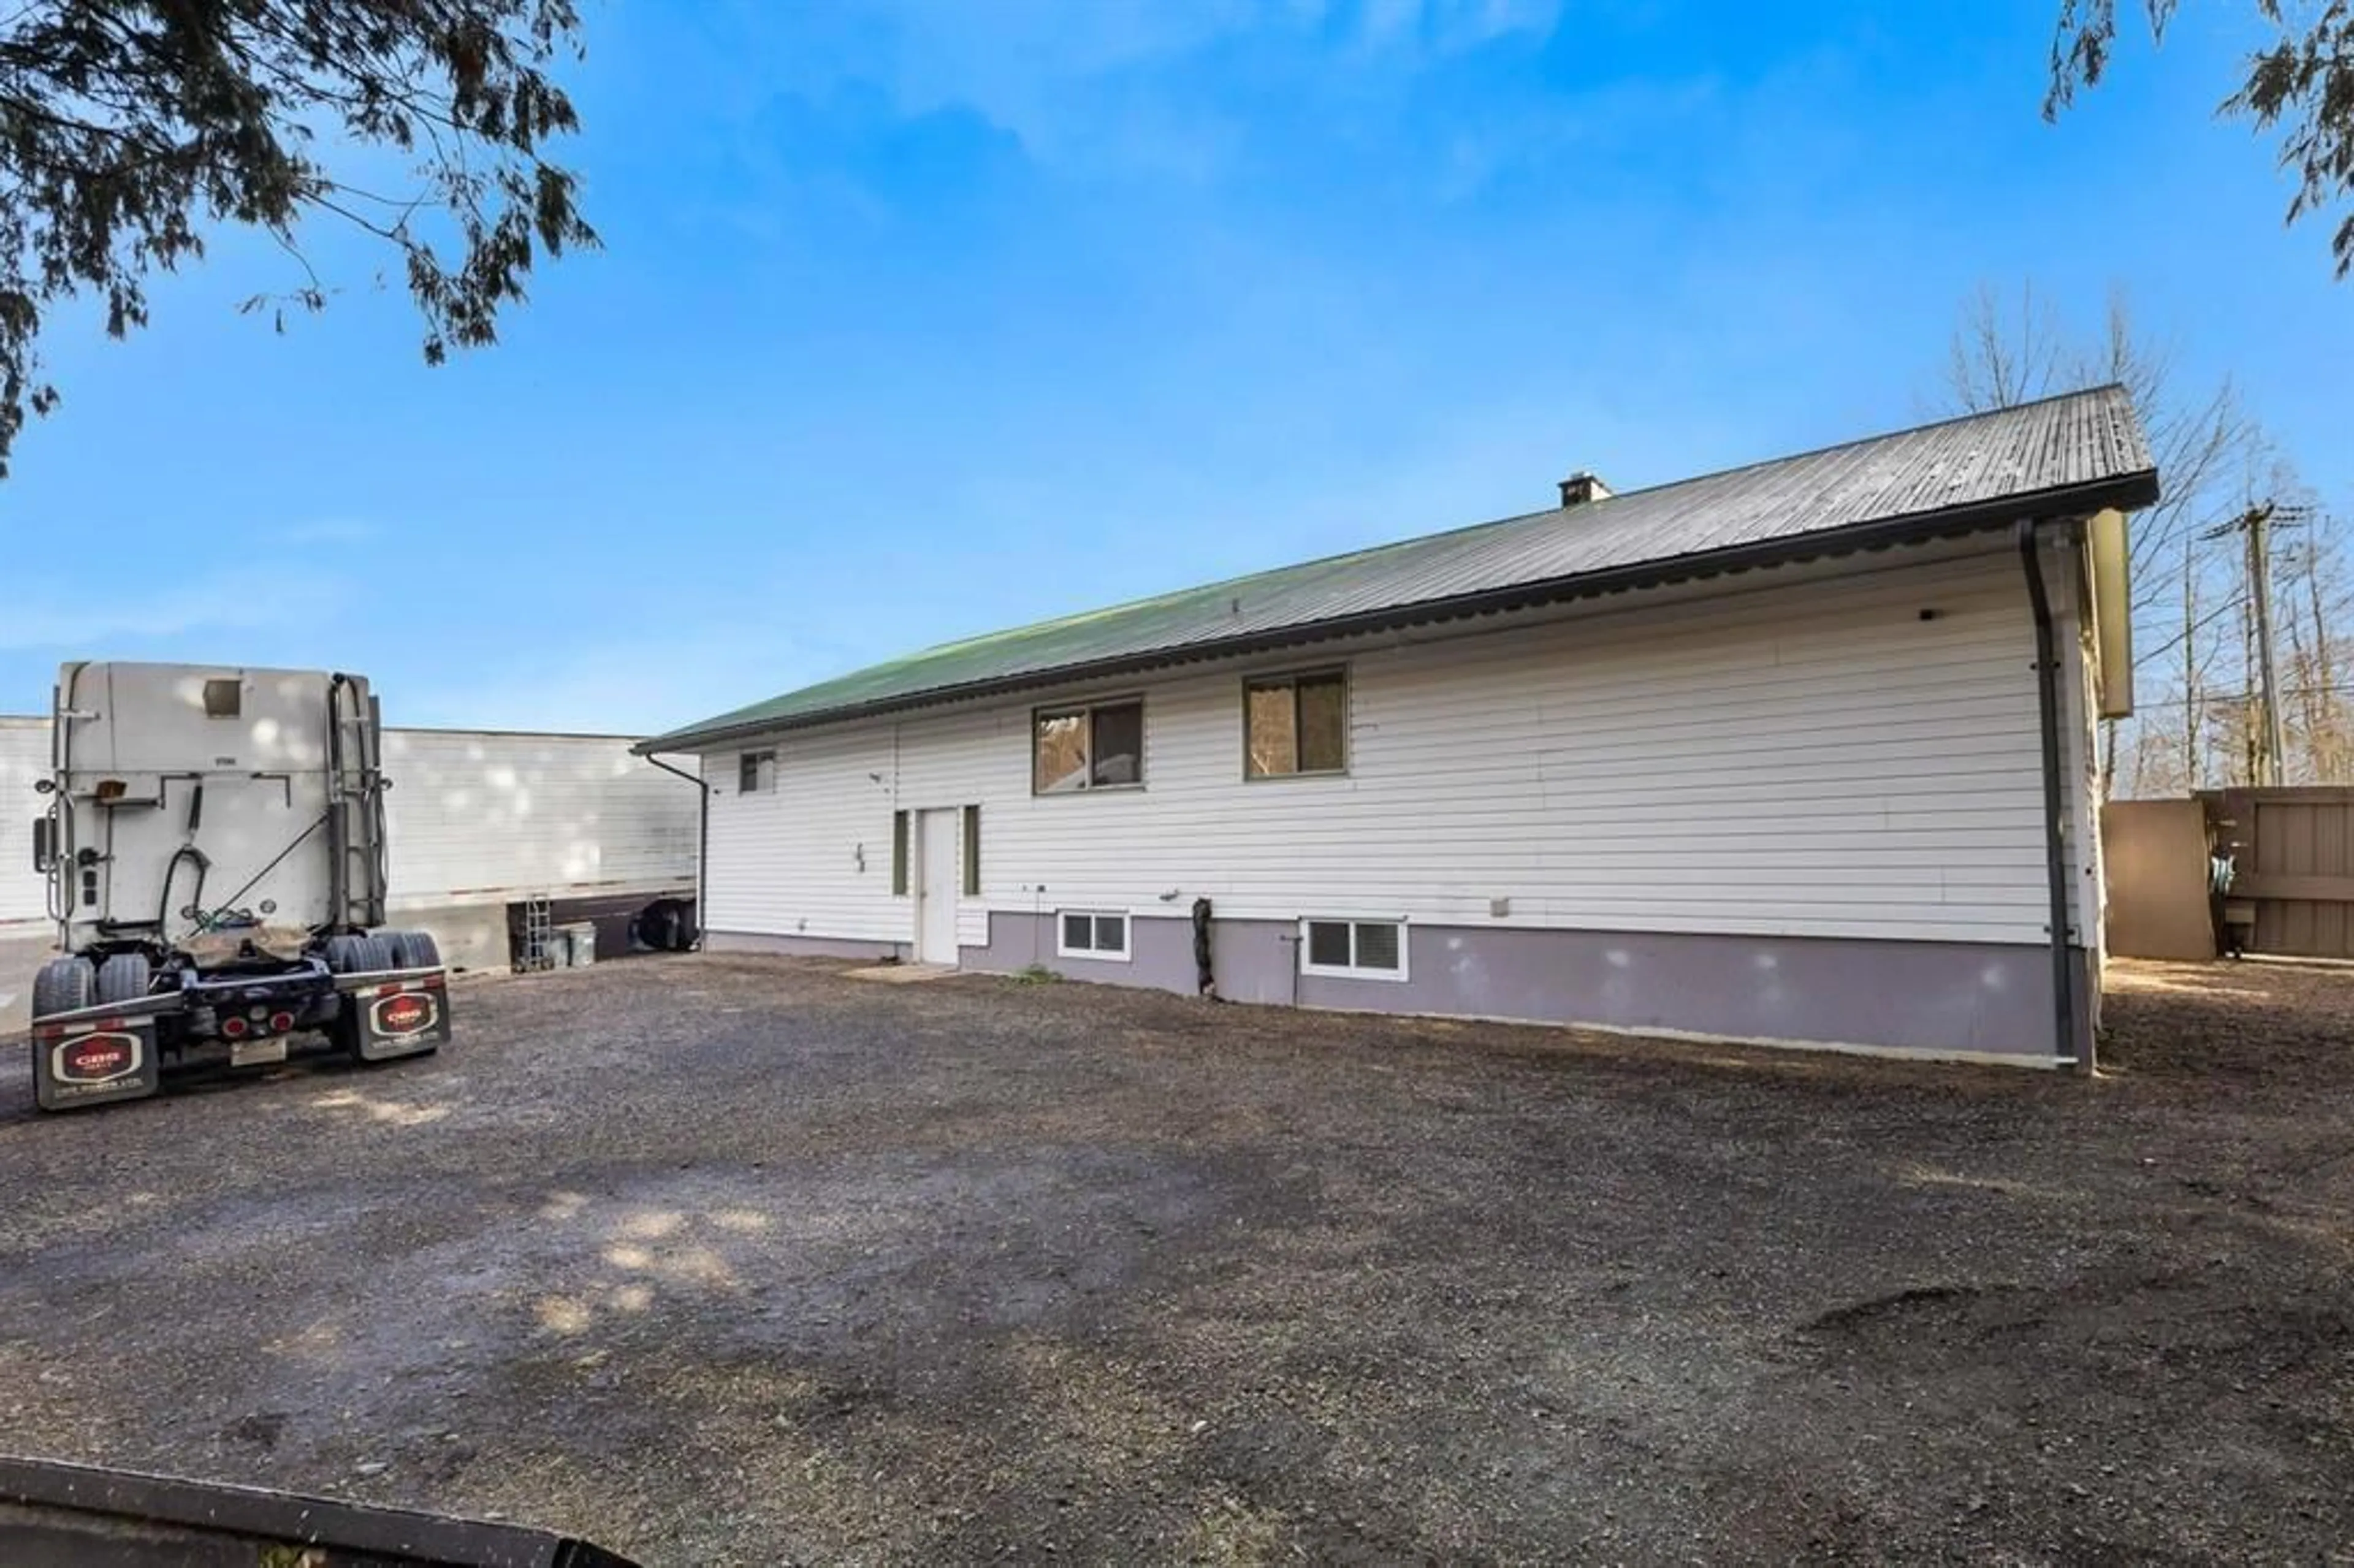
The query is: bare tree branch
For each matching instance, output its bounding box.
[1929,280,2335,794]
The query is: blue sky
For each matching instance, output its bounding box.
[0,0,2346,733]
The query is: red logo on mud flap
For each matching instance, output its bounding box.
[56,1032,138,1084]
[373,992,436,1037]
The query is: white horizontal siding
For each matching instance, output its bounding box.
[703,723,901,940]
[706,541,2084,950]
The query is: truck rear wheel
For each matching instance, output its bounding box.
[384,930,441,970]
[324,934,394,975]
[29,955,159,1113]
[632,898,696,953]
[31,956,96,1018]
[96,952,154,1007]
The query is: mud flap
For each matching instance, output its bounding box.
[31,1016,161,1113]
[347,973,452,1061]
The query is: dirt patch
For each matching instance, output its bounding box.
[0,954,2350,1563]
[2102,956,2354,1085]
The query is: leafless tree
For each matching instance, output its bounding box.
[2124,455,2354,792]
[1937,283,2264,797]
[2259,463,2354,782]
[1943,281,2071,413]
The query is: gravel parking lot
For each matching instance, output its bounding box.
[2,954,2350,1564]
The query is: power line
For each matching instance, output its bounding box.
[2138,595,2247,663]
[2129,680,2354,711]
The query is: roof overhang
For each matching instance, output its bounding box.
[636,466,2160,755]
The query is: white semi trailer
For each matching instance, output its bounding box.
[22,662,451,1111]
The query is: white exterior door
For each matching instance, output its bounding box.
[915,807,960,965]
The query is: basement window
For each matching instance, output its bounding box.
[1300,918,1407,981]
[1034,699,1145,794]
[1245,668,1347,778]
[1058,910,1130,962]
[738,750,776,794]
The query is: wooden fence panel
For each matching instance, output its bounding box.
[2208,787,2354,960]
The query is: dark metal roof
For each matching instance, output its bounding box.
[642,386,2157,753]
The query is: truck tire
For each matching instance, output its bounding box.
[632,900,673,953]
[96,952,154,1007]
[324,934,394,975]
[31,956,96,1018]
[633,897,697,953]
[384,930,441,970]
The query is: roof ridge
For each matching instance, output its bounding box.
[1582,381,2131,507]
[642,384,2155,751]
[886,383,2131,663]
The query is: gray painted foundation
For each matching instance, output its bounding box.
[965,909,1205,993]
[8,911,2081,1061]
[707,929,910,963]
[966,912,2075,1064]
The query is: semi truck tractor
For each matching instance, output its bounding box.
[21,662,452,1112]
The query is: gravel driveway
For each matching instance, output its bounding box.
[2,954,2349,1564]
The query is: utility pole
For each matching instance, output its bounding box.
[2206,502,2291,786]
[2247,503,2287,786]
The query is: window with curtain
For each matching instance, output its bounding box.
[1244,669,1347,778]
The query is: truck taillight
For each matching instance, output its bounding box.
[269,1011,294,1034]
[221,1015,249,1039]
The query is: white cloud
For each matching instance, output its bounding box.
[707,0,1562,188]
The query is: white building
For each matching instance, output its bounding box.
[641,390,2154,1067]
